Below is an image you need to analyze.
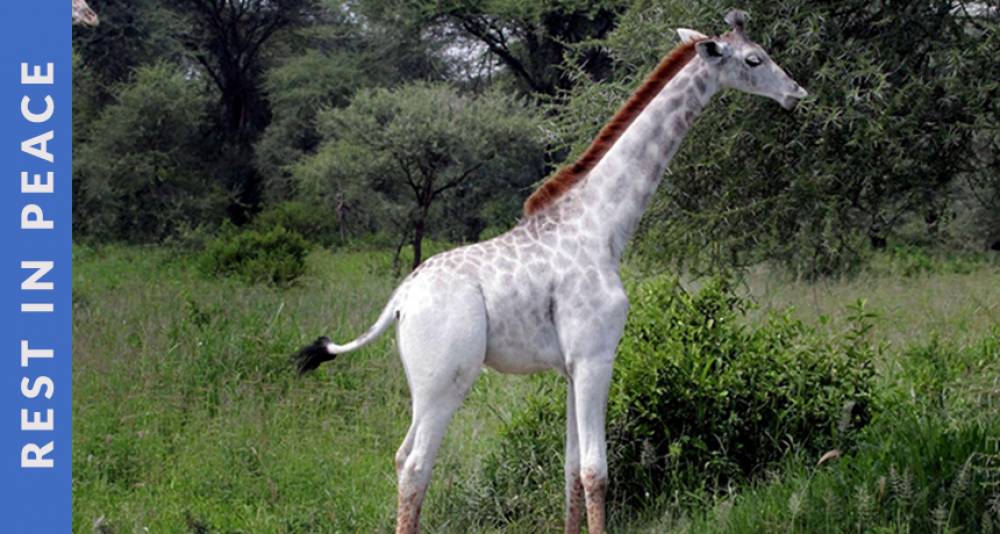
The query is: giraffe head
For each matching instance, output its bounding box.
[72,0,99,27]
[677,10,807,110]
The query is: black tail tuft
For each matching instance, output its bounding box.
[293,336,336,375]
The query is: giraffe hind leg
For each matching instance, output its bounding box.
[393,282,486,533]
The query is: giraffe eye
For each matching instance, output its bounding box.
[745,54,762,67]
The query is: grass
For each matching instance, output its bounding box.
[742,264,1000,347]
[73,244,1000,532]
[73,243,530,532]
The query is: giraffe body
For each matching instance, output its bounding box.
[295,10,807,534]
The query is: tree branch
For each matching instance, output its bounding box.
[431,155,494,197]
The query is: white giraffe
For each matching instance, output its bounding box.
[295,10,807,534]
[73,0,99,26]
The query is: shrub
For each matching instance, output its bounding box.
[472,276,877,525]
[462,377,567,528]
[200,226,309,286]
[681,329,1000,533]
[607,277,876,505]
[252,201,340,247]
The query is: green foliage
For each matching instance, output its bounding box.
[256,50,368,203]
[200,226,310,286]
[167,0,323,219]
[466,376,567,526]
[73,245,1000,532]
[553,1,1000,276]
[251,201,340,247]
[677,330,1000,534]
[473,276,877,525]
[412,0,630,95]
[72,0,185,96]
[332,0,452,85]
[609,278,876,499]
[71,0,998,268]
[71,51,102,145]
[298,82,545,267]
[74,62,227,242]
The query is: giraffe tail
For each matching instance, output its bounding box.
[293,291,399,375]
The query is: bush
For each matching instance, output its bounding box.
[251,201,340,247]
[472,276,877,525]
[608,277,876,503]
[200,226,309,286]
[681,329,1000,533]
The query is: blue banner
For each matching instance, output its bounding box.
[0,2,72,532]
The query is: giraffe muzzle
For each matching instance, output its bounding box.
[781,85,808,110]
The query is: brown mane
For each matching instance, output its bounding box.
[523,40,701,216]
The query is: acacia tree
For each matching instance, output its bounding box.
[438,0,627,95]
[169,0,319,219]
[255,49,366,203]
[255,1,449,204]
[298,83,544,271]
[358,0,628,96]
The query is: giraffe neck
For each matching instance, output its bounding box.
[570,57,718,262]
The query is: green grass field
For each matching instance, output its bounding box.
[73,245,1000,533]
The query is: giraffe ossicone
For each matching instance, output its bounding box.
[294,9,807,534]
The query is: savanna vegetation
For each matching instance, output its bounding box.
[75,247,1000,532]
[73,0,999,532]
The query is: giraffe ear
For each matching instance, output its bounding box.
[676,28,709,44]
[695,39,732,64]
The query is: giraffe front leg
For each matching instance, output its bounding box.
[557,277,627,533]
[572,359,614,534]
[564,379,584,534]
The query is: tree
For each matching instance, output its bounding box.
[255,1,449,204]
[72,0,185,98]
[169,0,320,220]
[255,49,367,203]
[74,63,226,242]
[358,0,628,97]
[298,83,545,270]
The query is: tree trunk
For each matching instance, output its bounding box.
[392,231,408,277]
[409,197,433,271]
[925,207,940,237]
[869,233,887,250]
[868,219,887,250]
[411,218,425,271]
